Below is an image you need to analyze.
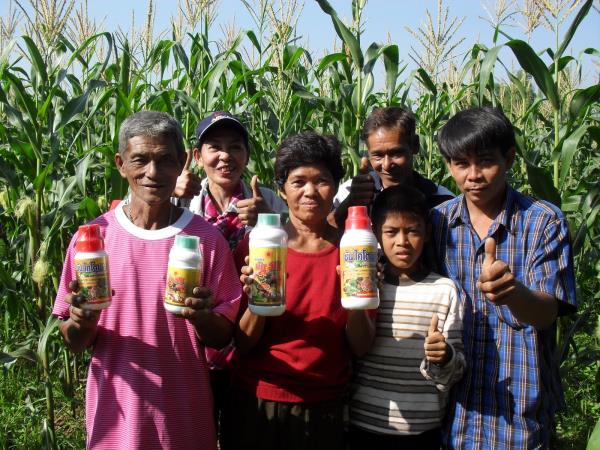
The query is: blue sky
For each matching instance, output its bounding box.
[8,0,600,85]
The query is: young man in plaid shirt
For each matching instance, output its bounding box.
[430,107,576,449]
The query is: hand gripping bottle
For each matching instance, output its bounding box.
[74,224,112,310]
[249,213,287,316]
[340,206,379,309]
[164,235,202,314]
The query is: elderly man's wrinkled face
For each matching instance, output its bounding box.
[115,135,185,206]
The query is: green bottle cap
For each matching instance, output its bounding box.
[175,235,199,250]
[257,213,281,227]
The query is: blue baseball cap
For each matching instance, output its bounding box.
[194,111,249,149]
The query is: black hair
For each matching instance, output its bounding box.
[371,185,429,234]
[361,106,419,150]
[437,106,516,161]
[274,132,345,189]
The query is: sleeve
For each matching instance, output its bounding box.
[526,216,576,315]
[202,229,242,324]
[420,283,466,391]
[333,178,352,208]
[52,234,78,320]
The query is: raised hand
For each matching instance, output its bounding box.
[424,313,450,365]
[477,237,516,305]
[347,157,375,207]
[237,175,268,226]
[173,149,202,198]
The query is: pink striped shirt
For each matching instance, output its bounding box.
[53,204,241,450]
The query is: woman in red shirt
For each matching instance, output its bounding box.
[222,132,375,450]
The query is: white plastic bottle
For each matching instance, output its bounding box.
[249,213,288,316]
[164,235,202,314]
[74,224,112,310]
[340,206,379,309]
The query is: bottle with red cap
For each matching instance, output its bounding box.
[74,224,112,310]
[340,206,379,309]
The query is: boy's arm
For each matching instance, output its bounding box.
[345,310,376,357]
[478,212,576,329]
[420,286,466,391]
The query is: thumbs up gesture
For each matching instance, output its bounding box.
[476,237,516,305]
[237,175,267,226]
[173,149,202,199]
[424,313,450,365]
[347,156,375,207]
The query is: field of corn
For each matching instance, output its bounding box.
[0,0,598,448]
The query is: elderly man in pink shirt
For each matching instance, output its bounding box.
[53,111,241,450]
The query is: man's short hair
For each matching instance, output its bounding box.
[437,107,516,161]
[361,106,419,150]
[118,111,185,156]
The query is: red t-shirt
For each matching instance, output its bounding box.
[233,243,351,403]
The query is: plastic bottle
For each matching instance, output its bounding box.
[340,206,379,309]
[74,224,112,310]
[164,235,202,314]
[249,213,287,316]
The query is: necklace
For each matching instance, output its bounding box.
[126,202,175,228]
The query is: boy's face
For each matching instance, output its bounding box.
[446,147,515,212]
[366,127,417,189]
[378,211,428,278]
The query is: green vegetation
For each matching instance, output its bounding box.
[0,0,598,448]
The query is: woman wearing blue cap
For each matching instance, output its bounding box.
[175,111,287,250]
[174,111,287,446]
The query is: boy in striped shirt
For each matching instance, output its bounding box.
[349,185,466,449]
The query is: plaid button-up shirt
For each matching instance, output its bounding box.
[431,186,576,450]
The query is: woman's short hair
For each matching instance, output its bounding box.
[274,132,345,189]
[437,107,516,161]
[118,111,185,157]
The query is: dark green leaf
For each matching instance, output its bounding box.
[526,163,561,206]
[478,44,503,106]
[569,84,600,119]
[559,125,588,185]
[315,0,363,69]
[416,68,437,95]
[506,40,559,110]
[556,0,593,60]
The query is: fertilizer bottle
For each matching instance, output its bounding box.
[248,213,287,316]
[164,235,202,315]
[340,206,379,309]
[74,224,112,310]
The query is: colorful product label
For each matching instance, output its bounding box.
[249,246,286,306]
[164,266,201,306]
[75,256,111,305]
[340,245,378,298]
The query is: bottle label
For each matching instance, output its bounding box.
[75,256,111,306]
[249,246,286,306]
[165,266,201,306]
[340,245,378,298]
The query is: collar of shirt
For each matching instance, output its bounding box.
[448,184,517,236]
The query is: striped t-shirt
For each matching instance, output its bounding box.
[350,272,465,435]
[53,204,242,450]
